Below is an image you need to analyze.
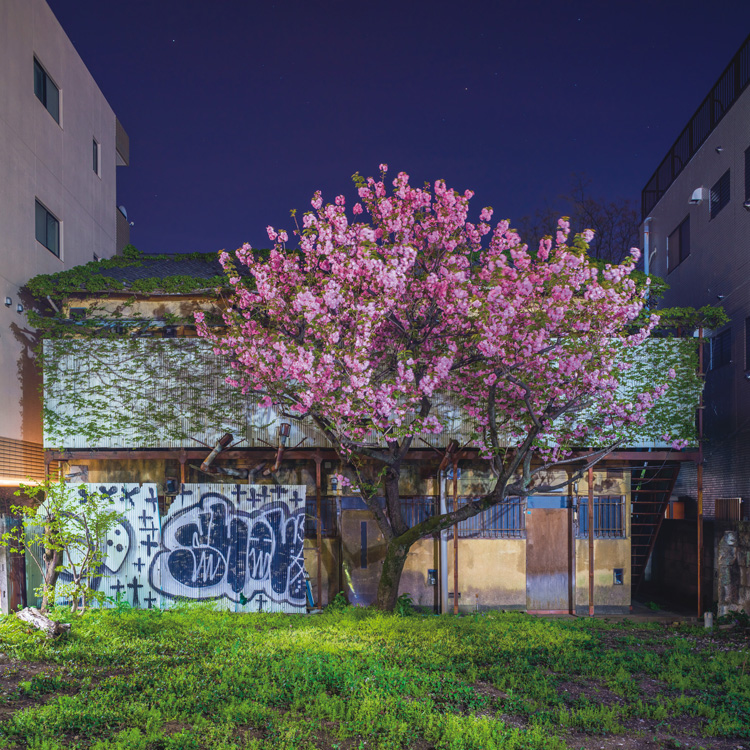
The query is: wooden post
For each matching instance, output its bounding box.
[315,456,323,609]
[453,457,459,615]
[588,466,594,617]
[697,326,704,619]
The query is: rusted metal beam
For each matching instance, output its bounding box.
[453,457,459,616]
[697,326,705,619]
[588,466,594,617]
[46,448,472,462]
[314,455,323,609]
[45,447,699,464]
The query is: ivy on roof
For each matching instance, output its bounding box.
[24,245,248,301]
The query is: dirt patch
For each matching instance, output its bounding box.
[472,680,508,701]
[162,720,192,735]
[563,713,749,750]
[557,677,622,707]
[0,660,78,719]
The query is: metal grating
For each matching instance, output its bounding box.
[0,437,45,481]
[715,498,741,522]
[577,496,625,539]
[446,496,526,539]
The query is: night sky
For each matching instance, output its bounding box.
[46,0,750,256]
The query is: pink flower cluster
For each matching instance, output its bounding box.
[197,167,673,461]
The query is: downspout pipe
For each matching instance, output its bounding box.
[437,440,458,615]
[643,217,653,277]
[439,469,448,614]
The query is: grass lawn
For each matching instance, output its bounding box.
[0,605,748,750]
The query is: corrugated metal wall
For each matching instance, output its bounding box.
[25,483,306,613]
[43,338,694,451]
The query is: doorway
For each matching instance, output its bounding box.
[526,496,572,613]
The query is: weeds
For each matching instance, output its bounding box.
[0,607,747,749]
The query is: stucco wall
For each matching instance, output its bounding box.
[53,457,631,612]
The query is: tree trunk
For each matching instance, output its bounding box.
[375,541,409,611]
[17,607,70,639]
[41,547,63,614]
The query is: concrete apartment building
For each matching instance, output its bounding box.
[0,0,129,492]
[640,32,750,520]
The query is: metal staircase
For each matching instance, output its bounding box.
[630,462,681,594]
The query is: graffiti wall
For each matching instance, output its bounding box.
[54,483,307,613]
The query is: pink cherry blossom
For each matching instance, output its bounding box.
[197,168,678,610]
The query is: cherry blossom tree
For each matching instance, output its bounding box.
[197,166,685,610]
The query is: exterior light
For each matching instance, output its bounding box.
[278,422,291,446]
[4,297,11,307]
[16,304,23,313]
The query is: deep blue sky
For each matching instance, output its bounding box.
[47,0,750,255]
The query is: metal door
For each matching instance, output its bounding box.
[526,496,571,613]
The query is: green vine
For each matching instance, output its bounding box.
[24,245,271,302]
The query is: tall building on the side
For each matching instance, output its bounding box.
[640,33,750,519]
[0,0,129,491]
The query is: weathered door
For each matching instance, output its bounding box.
[339,506,386,606]
[526,496,571,613]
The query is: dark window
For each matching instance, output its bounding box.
[745,147,750,202]
[711,328,732,369]
[746,317,750,371]
[613,568,624,585]
[92,138,100,174]
[667,215,690,272]
[35,200,60,256]
[33,58,59,122]
[304,496,337,539]
[577,496,625,539]
[710,170,730,219]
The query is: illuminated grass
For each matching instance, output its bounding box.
[0,606,747,749]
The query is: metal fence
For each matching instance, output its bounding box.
[576,496,625,539]
[446,496,526,539]
[642,32,750,218]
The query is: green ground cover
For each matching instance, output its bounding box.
[0,606,748,750]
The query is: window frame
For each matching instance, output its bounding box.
[710,169,730,219]
[576,495,626,539]
[35,199,61,257]
[33,57,60,123]
[667,215,690,273]
[711,328,732,370]
[92,138,101,176]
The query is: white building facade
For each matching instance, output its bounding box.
[0,0,128,490]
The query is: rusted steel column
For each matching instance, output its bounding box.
[179,452,186,487]
[697,326,704,618]
[453,457,459,615]
[315,455,323,609]
[588,466,594,617]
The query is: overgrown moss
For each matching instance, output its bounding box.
[24,245,258,302]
